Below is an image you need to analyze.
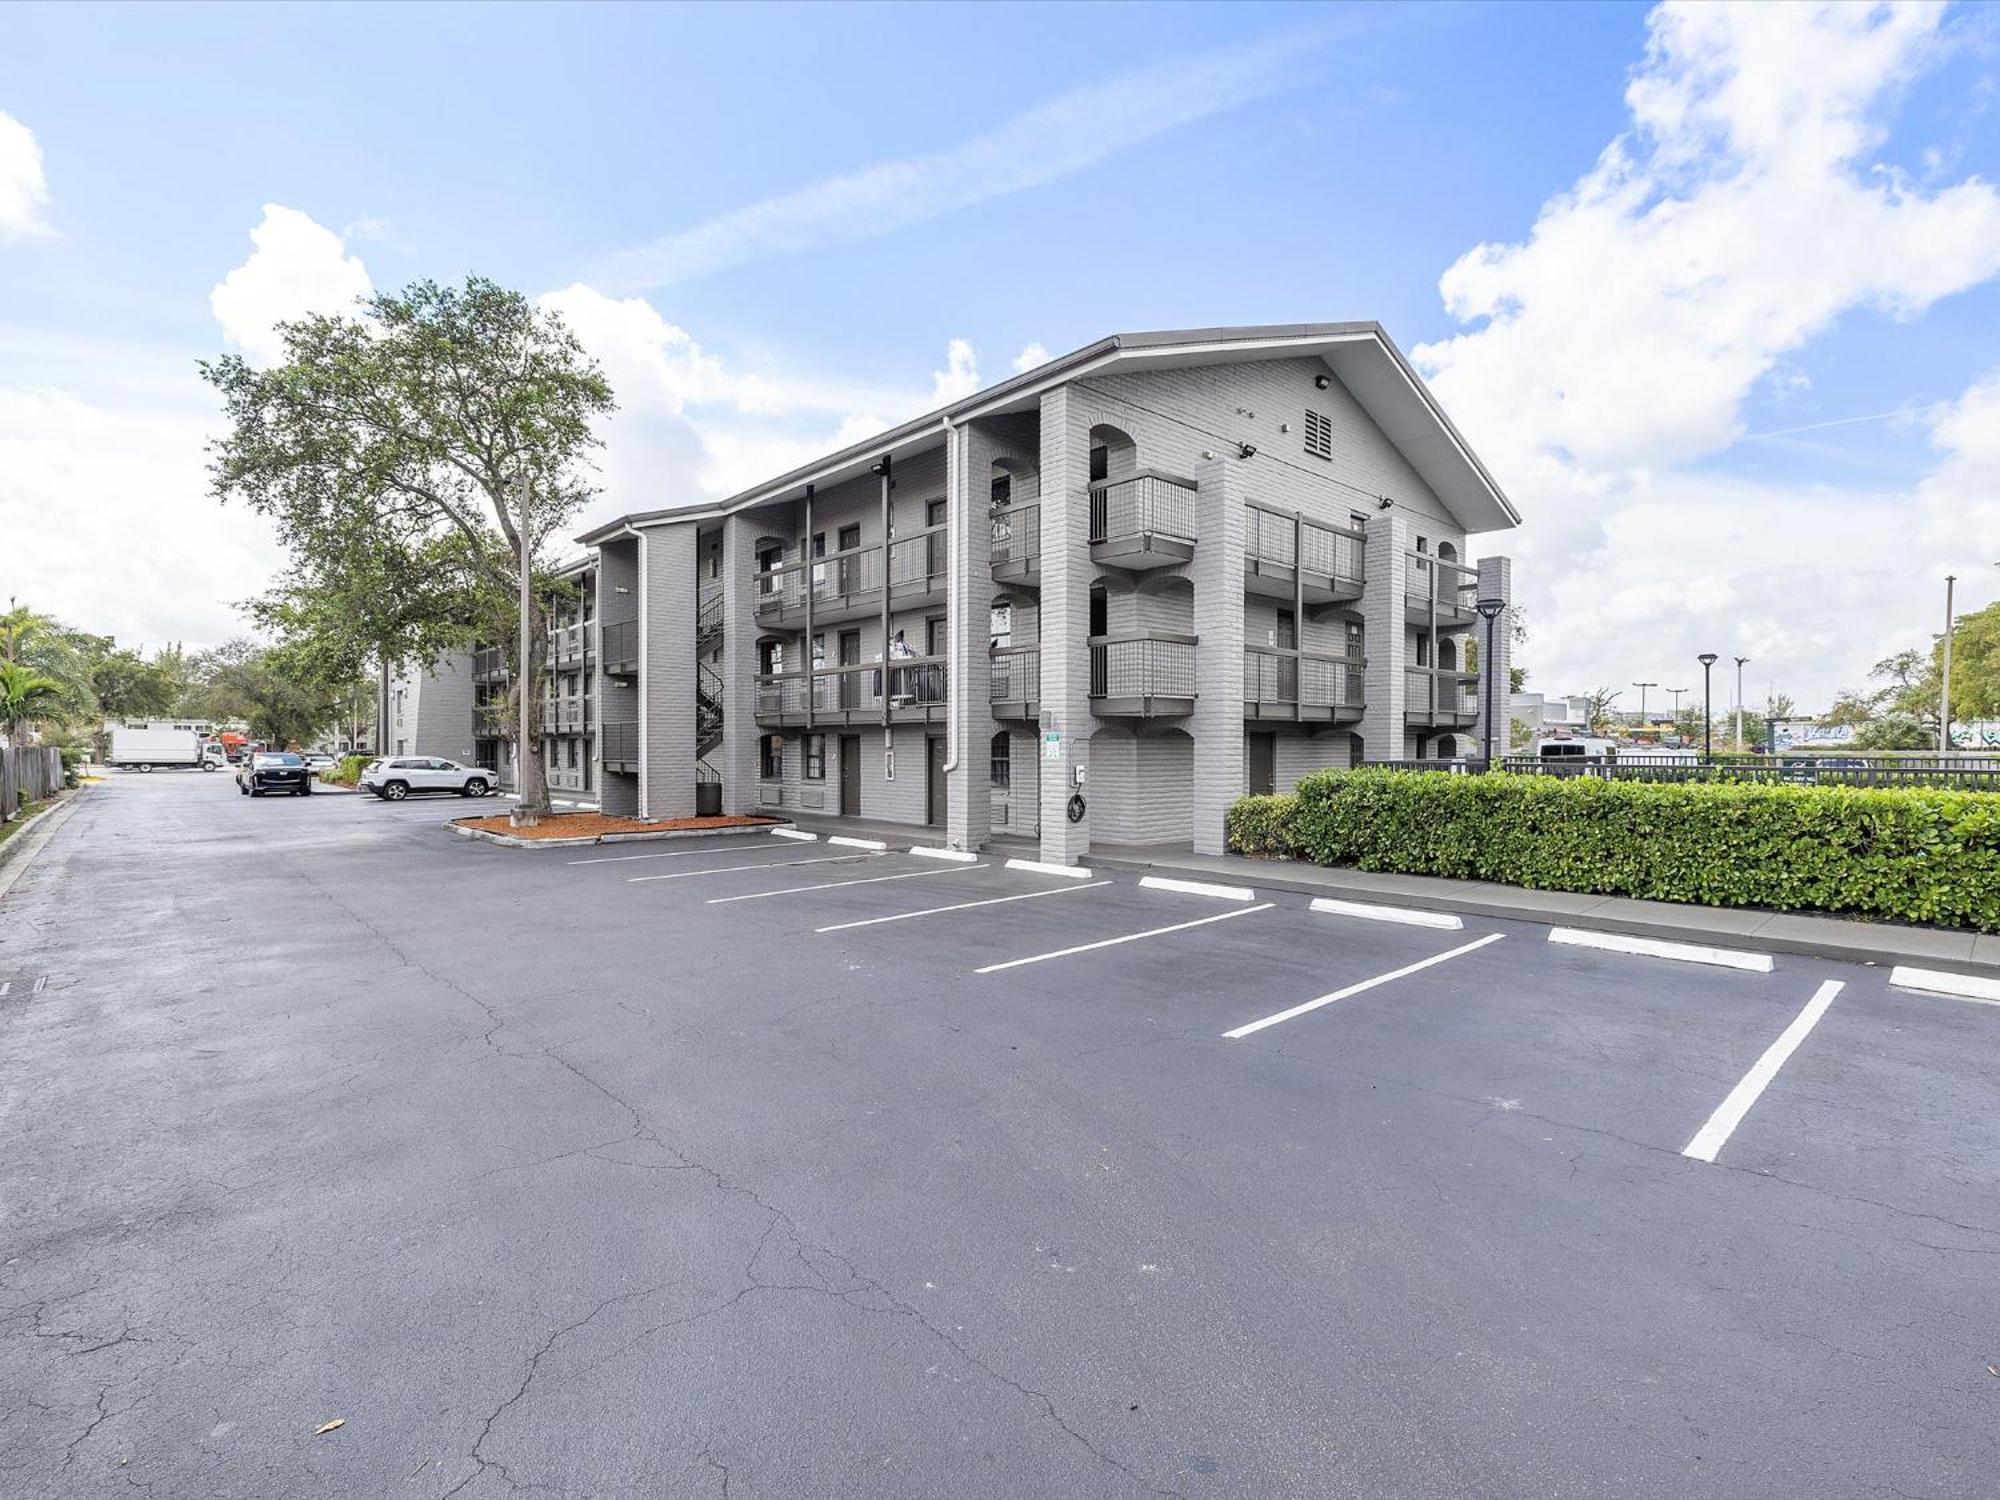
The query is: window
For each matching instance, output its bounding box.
[990,731,1012,788]
[804,734,825,781]
[758,639,786,676]
[567,740,579,770]
[926,497,947,529]
[757,544,783,573]
[1304,409,1333,460]
[1089,444,1109,483]
[991,474,1011,508]
[990,600,1013,650]
[759,735,783,780]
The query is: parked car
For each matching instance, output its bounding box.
[237,751,313,797]
[301,752,337,773]
[358,757,496,801]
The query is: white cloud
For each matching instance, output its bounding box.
[1012,342,1052,375]
[1415,0,2000,709]
[929,338,981,404]
[0,384,286,651]
[586,23,1349,290]
[0,109,53,239]
[209,205,372,363]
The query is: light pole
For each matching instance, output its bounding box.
[1476,595,1505,768]
[1939,574,1956,755]
[1668,686,1688,727]
[1698,653,1719,763]
[1732,656,1749,753]
[1632,682,1656,737]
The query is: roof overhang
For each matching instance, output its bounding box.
[575,322,1518,544]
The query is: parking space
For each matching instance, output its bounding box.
[13,774,2000,1499]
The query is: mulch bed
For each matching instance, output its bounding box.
[450,812,780,841]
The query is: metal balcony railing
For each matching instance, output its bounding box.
[550,623,588,664]
[1089,470,1198,546]
[542,697,592,734]
[600,619,638,669]
[755,658,949,720]
[990,504,1040,574]
[1245,504,1365,586]
[1406,555,1480,624]
[1243,648,1364,711]
[472,646,509,682]
[600,720,639,764]
[888,527,949,594]
[1090,634,1197,705]
[1405,667,1481,725]
[989,647,1040,708]
[757,544,886,620]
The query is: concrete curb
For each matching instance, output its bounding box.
[451,820,786,850]
[0,790,84,902]
[1089,852,2000,977]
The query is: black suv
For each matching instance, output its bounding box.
[238,752,312,797]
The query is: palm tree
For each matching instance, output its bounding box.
[0,661,65,746]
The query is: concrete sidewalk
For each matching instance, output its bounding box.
[1089,844,2000,975]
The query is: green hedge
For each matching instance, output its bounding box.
[318,754,371,788]
[1225,770,2000,932]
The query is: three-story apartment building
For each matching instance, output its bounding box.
[575,323,1519,862]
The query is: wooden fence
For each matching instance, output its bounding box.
[1,745,63,822]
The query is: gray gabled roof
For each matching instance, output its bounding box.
[576,322,1519,543]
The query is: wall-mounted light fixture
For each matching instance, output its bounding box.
[614,584,631,594]
[1314,374,1331,390]
[1376,496,1394,510]
[1238,442,1257,460]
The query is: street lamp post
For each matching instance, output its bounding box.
[1476,595,1506,770]
[1733,656,1750,753]
[1698,653,1719,763]
[1632,682,1656,737]
[1940,574,1957,755]
[1668,686,1688,725]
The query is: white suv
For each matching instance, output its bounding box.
[359,757,497,801]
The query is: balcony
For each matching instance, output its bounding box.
[754,658,949,728]
[1244,504,1365,609]
[989,647,1040,721]
[990,504,1040,587]
[550,623,590,667]
[600,619,638,675]
[472,646,509,683]
[1090,634,1196,718]
[600,720,639,770]
[1405,667,1481,729]
[754,544,884,629]
[1405,556,1480,630]
[1244,648,1364,725]
[543,696,593,734]
[1089,470,1198,570]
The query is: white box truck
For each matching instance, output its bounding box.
[108,721,224,772]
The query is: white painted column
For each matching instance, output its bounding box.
[1360,512,1411,763]
[1190,454,1247,855]
[947,421,996,851]
[1037,387,1092,865]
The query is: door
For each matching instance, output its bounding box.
[1248,733,1277,797]
[839,630,862,712]
[839,734,861,816]
[837,523,862,598]
[926,736,947,827]
[1274,609,1298,703]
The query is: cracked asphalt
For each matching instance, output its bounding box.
[3,773,1998,1498]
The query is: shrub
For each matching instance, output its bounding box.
[1227,769,2000,932]
[319,754,371,788]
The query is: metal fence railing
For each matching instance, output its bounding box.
[1243,648,1364,710]
[991,504,1040,573]
[1089,471,1198,544]
[599,620,637,668]
[1500,756,2000,791]
[1090,634,1197,701]
[1245,504,1365,587]
[989,647,1040,706]
[599,721,638,764]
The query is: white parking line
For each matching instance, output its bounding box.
[708,863,986,905]
[1309,897,1463,931]
[628,853,876,884]
[1682,979,1845,1163]
[1139,875,1256,902]
[974,904,1273,975]
[815,881,1114,933]
[909,845,979,862]
[1005,857,1094,881]
[1222,933,1506,1039]
[1888,966,2000,1007]
[568,838,783,865]
[1549,927,1774,974]
[828,835,889,850]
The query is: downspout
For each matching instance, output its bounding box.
[941,414,961,775]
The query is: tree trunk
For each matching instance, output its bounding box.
[512,596,553,824]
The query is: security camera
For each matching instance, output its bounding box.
[1238,442,1257,460]
[1376,496,1394,510]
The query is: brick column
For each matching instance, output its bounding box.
[640,526,698,820]
[1037,387,1092,865]
[1190,454,1246,855]
[947,420,996,851]
[1360,512,1411,763]
[1475,554,1514,763]
[718,513,762,815]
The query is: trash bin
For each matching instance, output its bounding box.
[695,781,722,816]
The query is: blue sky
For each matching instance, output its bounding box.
[3,0,1998,709]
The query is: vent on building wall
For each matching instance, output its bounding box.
[1303,409,1333,461]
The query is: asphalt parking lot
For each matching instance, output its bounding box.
[3,771,1997,1497]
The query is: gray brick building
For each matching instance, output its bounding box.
[468,324,1519,859]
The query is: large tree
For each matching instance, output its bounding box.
[201,276,615,820]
